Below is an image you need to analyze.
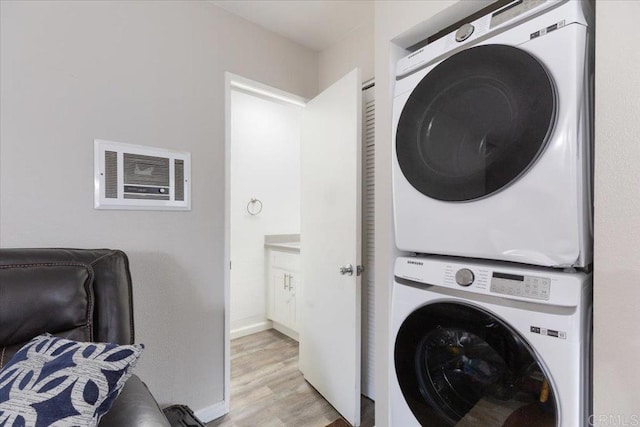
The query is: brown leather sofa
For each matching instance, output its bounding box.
[0,248,170,426]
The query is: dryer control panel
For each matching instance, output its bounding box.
[490,272,551,301]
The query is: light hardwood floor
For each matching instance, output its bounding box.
[207,329,374,427]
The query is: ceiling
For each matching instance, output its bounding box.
[209,1,373,52]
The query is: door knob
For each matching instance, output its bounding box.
[340,264,354,276]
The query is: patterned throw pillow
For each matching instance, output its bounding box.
[0,334,144,427]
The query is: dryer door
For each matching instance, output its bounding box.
[395,45,555,202]
[394,301,557,426]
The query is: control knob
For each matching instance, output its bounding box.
[455,268,475,287]
[455,23,475,42]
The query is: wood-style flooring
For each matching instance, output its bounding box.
[207,329,374,427]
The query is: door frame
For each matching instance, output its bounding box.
[222,72,308,417]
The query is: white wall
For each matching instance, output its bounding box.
[318,2,374,92]
[593,1,640,418]
[230,89,301,333]
[0,0,317,416]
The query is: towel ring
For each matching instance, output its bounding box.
[247,198,263,216]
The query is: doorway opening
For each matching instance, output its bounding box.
[220,73,375,426]
[227,77,305,343]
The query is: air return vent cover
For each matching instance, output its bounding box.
[94,139,191,210]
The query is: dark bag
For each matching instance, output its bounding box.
[162,405,206,427]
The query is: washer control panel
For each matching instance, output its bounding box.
[490,272,550,300]
[395,257,583,308]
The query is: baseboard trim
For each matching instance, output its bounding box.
[230,320,273,340]
[194,400,227,423]
[272,321,299,341]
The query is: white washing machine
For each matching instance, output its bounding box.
[391,256,592,426]
[392,0,593,268]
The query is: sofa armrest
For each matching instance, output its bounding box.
[99,375,170,427]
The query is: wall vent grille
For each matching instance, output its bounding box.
[175,159,185,201]
[105,150,118,199]
[124,153,170,187]
[94,139,191,210]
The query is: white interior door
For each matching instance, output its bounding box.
[299,68,362,426]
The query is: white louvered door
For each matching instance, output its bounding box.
[361,83,376,400]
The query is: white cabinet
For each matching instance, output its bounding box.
[267,248,300,338]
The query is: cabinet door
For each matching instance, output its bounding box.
[267,250,301,333]
[271,269,288,326]
[288,273,298,331]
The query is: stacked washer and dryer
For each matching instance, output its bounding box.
[390,1,593,426]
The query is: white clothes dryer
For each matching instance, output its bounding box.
[392,0,593,268]
[391,256,592,426]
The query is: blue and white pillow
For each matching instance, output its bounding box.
[0,334,144,427]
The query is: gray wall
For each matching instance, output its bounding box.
[0,0,317,412]
[318,2,374,92]
[593,0,640,418]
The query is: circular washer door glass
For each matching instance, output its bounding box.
[394,302,557,426]
[396,44,556,202]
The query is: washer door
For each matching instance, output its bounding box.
[396,45,555,202]
[394,302,557,426]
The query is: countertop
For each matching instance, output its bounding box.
[264,241,300,252]
[264,234,300,253]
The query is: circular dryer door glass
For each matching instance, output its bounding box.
[394,302,557,426]
[396,45,555,202]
